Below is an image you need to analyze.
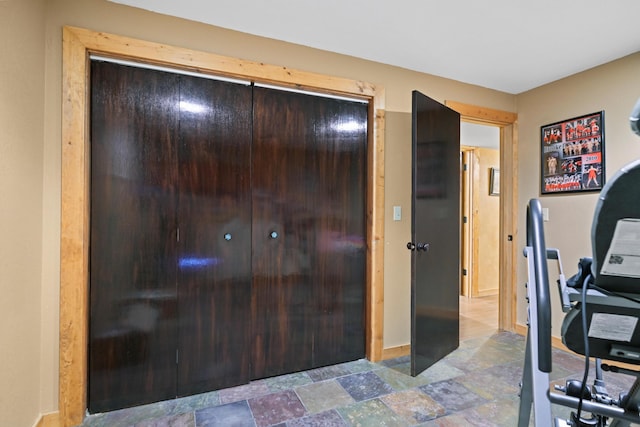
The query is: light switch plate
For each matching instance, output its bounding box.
[393,206,402,221]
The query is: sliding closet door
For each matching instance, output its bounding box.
[90,65,369,411]
[251,87,367,378]
[89,61,180,412]
[176,77,253,395]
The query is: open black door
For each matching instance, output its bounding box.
[410,90,461,376]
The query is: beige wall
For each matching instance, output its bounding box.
[0,0,46,426]
[16,0,640,423]
[382,111,413,348]
[476,148,500,296]
[516,52,640,333]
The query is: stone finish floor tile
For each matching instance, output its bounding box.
[247,389,306,427]
[375,366,432,391]
[170,392,220,415]
[295,379,355,414]
[380,389,446,424]
[416,359,466,384]
[336,371,394,402]
[194,401,254,427]
[264,371,313,392]
[134,412,195,427]
[219,381,271,405]
[419,378,488,413]
[341,358,381,374]
[306,364,352,382]
[285,409,348,427]
[338,398,406,427]
[79,332,631,427]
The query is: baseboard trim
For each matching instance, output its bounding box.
[514,322,571,352]
[34,411,60,427]
[381,344,411,360]
[476,289,499,297]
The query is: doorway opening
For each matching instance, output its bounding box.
[460,122,501,340]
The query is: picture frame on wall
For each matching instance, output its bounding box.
[541,111,605,195]
[490,167,500,196]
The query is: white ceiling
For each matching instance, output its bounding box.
[109,0,640,94]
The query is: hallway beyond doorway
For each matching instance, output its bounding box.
[460,294,498,341]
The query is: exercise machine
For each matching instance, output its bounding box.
[519,100,640,426]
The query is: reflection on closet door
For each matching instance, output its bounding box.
[251,87,367,379]
[89,61,180,413]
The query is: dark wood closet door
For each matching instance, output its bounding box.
[251,87,367,378]
[89,61,180,413]
[176,77,253,395]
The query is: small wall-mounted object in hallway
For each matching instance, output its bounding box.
[489,167,500,196]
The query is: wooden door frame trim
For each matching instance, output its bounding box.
[60,26,385,427]
[446,101,518,333]
[459,147,480,297]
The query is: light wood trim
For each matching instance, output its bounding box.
[470,151,480,297]
[65,27,378,100]
[446,101,517,126]
[459,148,480,298]
[60,27,90,426]
[446,101,518,333]
[460,150,472,297]
[382,344,411,360]
[60,26,385,427]
[477,289,499,297]
[367,92,386,362]
[35,412,61,427]
[501,123,518,331]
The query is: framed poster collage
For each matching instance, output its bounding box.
[541,111,605,195]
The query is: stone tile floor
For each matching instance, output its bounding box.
[80,332,636,426]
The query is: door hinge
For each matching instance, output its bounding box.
[463,163,468,171]
[176,227,180,242]
[463,216,468,224]
[176,349,179,364]
[462,269,468,276]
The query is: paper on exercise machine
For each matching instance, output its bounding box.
[600,218,640,278]
[588,313,638,342]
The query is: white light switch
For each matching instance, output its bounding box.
[542,207,549,222]
[393,206,402,221]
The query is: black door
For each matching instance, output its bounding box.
[176,75,253,396]
[89,62,180,412]
[410,90,461,376]
[89,61,367,412]
[251,87,367,379]
[89,61,254,411]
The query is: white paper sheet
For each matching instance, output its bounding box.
[588,313,638,342]
[600,218,640,278]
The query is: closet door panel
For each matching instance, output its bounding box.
[251,87,367,378]
[89,61,180,413]
[308,100,367,367]
[176,77,253,395]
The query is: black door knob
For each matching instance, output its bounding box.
[417,243,430,252]
[407,242,416,251]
